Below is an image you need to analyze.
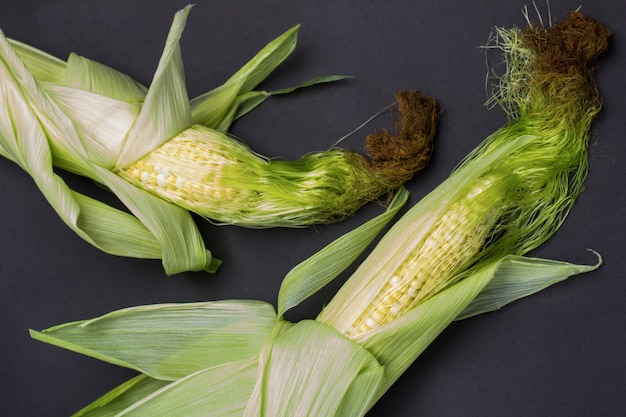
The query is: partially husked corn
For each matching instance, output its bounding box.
[319,12,611,343]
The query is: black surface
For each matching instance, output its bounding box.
[1,1,625,416]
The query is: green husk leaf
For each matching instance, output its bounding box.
[115,5,192,168]
[64,52,147,103]
[269,74,352,96]
[189,24,299,130]
[333,365,386,417]
[219,75,353,131]
[277,187,409,317]
[456,252,602,320]
[8,38,66,84]
[73,375,170,417]
[108,359,259,417]
[231,24,300,94]
[250,320,383,417]
[211,90,267,132]
[71,191,162,258]
[91,166,216,274]
[190,82,243,131]
[29,300,276,380]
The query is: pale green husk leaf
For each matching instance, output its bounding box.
[247,320,383,417]
[115,6,192,168]
[456,252,601,320]
[189,24,298,130]
[91,166,216,273]
[30,300,277,380]
[8,38,66,84]
[73,375,170,417]
[71,191,162,258]
[101,359,259,417]
[211,74,352,132]
[46,84,140,169]
[64,52,148,103]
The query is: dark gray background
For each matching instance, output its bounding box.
[1,1,624,416]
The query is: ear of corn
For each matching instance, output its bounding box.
[313,135,533,334]
[116,115,428,228]
[341,174,514,337]
[0,5,436,273]
[117,87,436,229]
[318,10,610,337]
[30,258,597,417]
[29,10,610,417]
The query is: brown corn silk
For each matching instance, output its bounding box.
[364,91,438,186]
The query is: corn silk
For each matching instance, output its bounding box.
[30,11,610,417]
[0,5,438,275]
